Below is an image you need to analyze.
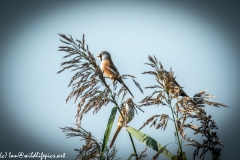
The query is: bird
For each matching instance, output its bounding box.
[97,51,134,98]
[110,98,135,148]
[161,70,188,97]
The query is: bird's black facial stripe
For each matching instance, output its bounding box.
[100,55,102,61]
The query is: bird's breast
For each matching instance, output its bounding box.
[101,60,117,80]
[126,104,134,123]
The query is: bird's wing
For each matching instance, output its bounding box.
[118,105,127,125]
[163,70,181,87]
[168,71,188,97]
[173,79,188,97]
[106,59,120,76]
[172,77,181,88]
[162,70,188,97]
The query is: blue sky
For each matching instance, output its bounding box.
[0,1,240,159]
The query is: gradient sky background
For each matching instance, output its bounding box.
[0,1,240,160]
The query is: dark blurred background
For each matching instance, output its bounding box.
[0,1,239,159]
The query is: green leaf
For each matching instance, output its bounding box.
[127,153,137,160]
[127,126,174,159]
[100,106,118,159]
[171,152,187,160]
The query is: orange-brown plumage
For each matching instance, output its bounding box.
[110,98,134,148]
[101,59,118,80]
[97,51,134,97]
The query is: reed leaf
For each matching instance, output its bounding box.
[101,106,118,159]
[126,126,174,159]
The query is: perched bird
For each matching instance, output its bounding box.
[161,70,188,97]
[110,98,135,148]
[97,51,134,98]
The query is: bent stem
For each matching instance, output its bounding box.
[167,94,183,157]
[128,132,138,160]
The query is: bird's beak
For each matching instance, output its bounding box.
[97,54,102,61]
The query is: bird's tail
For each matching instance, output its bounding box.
[110,125,122,148]
[117,78,134,98]
[180,88,188,97]
[174,79,189,97]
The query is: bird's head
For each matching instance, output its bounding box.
[125,98,134,105]
[97,51,111,61]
